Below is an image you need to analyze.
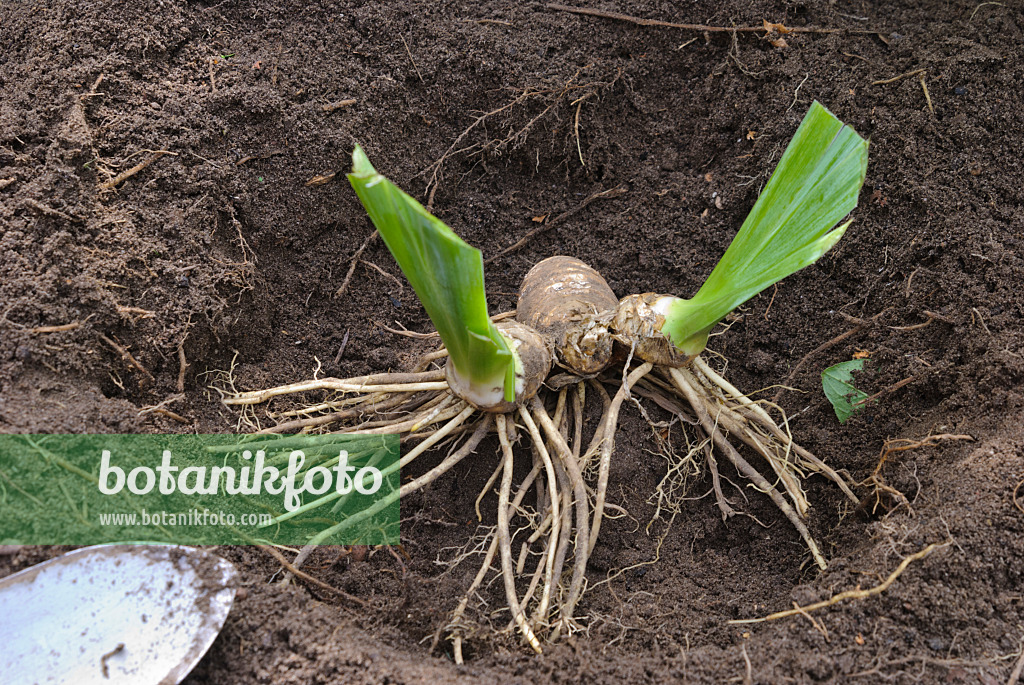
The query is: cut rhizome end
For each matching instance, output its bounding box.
[611,293,699,367]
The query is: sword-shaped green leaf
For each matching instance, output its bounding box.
[661,101,869,355]
[348,146,515,402]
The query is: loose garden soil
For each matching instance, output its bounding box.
[1,0,1022,682]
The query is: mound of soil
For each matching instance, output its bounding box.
[2,0,1022,682]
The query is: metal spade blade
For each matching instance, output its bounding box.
[0,545,237,685]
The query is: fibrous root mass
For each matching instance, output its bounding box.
[223,256,859,659]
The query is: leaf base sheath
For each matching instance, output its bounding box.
[446,320,551,412]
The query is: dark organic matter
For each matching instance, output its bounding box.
[1,0,1023,682]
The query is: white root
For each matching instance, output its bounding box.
[688,361,809,515]
[396,404,475,468]
[518,406,561,630]
[495,414,544,654]
[528,433,574,632]
[475,458,505,522]
[701,398,811,517]
[275,391,383,417]
[226,338,853,654]
[516,540,550,633]
[451,530,498,664]
[668,367,828,570]
[572,383,585,460]
[224,371,447,405]
[297,415,493,555]
[693,356,773,425]
[691,358,860,505]
[450,456,545,662]
[409,392,456,431]
[412,347,449,372]
[527,396,590,637]
[589,362,653,556]
[732,402,860,504]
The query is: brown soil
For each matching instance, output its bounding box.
[2,0,1023,682]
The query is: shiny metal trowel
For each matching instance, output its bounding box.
[0,545,237,685]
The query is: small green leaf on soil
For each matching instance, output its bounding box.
[822,359,868,423]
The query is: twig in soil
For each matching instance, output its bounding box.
[1012,480,1024,516]
[787,73,810,112]
[361,259,405,291]
[175,316,192,393]
[771,309,886,405]
[419,89,538,208]
[763,284,779,319]
[138,394,183,415]
[852,375,916,407]
[889,310,942,331]
[235,149,286,166]
[730,541,951,624]
[139,395,190,424]
[86,73,105,96]
[271,41,283,86]
[467,18,513,27]
[741,643,753,685]
[115,305,156,320]
[727,30,764,78]
[23,198,84,224]
[546,4,880,34]
[971,307,993,335]
[305,171,337,186]
[321,98,357,113]
[400,35,424,83]
[871,433,974,478]
[573,95,588,166]
[919,72,935,114]
[484,185,627,264]
[27,322,80,334]
[335,229,379,298]
[333,328,351,365]
[152,408,190,423]
[98,333,156,384]
[852,654,1012,680]
[98,151,175,190]
[257,544,369,607]
[375,321,438,339]
[871,68,926,86]
[421,65,620,211]
[386,544,411,575]
[1008,638,1024,685]
[904,267,929,297]
[177,344,189,393]
[208,57,217,92]
[791,601,829,641]
[188,151,222,169]
[969,2,1005,23]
